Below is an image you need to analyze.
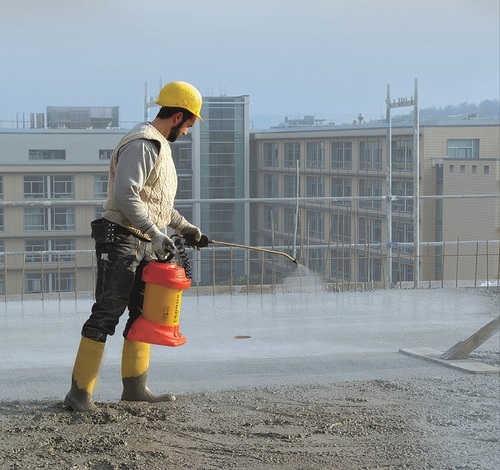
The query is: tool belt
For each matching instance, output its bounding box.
[91,218,131,243]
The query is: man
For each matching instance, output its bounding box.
[64,81,204,412]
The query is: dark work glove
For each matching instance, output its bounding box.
[179,223,202,242]
[182,233,210,249]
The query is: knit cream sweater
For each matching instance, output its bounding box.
[103,122,181,238]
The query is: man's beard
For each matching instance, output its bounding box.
[167,122,183,142]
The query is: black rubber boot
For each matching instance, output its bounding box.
[120,339,176,403]
[121,372,176,402]
[64,380,98,412]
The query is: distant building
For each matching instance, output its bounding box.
[0,104,498,297]
[178,95,251,284]
[0,96,251,296]
[0,121,123,296]
[46,106,120,129]
[250,118,500,286]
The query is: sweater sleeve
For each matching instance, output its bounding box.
[113,139,158,232]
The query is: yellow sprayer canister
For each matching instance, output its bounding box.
[126,261,191,347]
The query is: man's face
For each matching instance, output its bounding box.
[167,115,197,142]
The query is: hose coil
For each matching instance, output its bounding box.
[174,237,192,279]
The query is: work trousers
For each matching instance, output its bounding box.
[81,221,153,343]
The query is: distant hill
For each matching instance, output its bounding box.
[419,99,499,120]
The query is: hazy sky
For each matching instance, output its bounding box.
[1,0,498,128]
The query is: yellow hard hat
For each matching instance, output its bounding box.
[155,81,204,121]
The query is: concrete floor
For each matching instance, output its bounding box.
[0,288,498,402]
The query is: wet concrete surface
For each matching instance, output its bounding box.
[0,288,498,402]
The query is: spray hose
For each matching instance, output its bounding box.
[166,235,192,279]
[179,234,298,265]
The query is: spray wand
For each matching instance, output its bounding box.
[180,234,299,265]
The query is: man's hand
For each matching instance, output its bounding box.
[145,225,175,260]
[183,233,210,249]
[179,223,202,242]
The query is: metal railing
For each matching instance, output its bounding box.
[1,239,498,301]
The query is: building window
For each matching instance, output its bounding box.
[0,209,3,231]
[24,175,74,199]
[208,102,236,123]
[95,206,105,220]
[331,248,351,280]
[392,221,414,254]
[263,174,279,198]
[29,149,66,160]
[308,247,325,274]
[306,176,324,198]
[176,205,192,225]
[177,176,192,200]
[284,142,300,168]
[25,272,75,293]
[0,176,3,199]
[56,272,76,292]
[358,217,382,244]
[392,140,413,171]
[484,165,490,174]
[283,207,298,234]
[53,176,74,198]
[331,142,352,169]
[263,143,279,167]
[393,261,413,283]
[447,139,479,159]
[175,145,193,171]
[331,178,352,206]
[99,149,113,160]
[24,207,75,231]
[25,239,76,262]
[359,179,382,209]
[93,175,108,198]
[207,173,236,199]
[449,165,454,173]
[24,176,45,198]
[392,181,413,213]
[359,141,382,170]
[307,210,324,238]
[472,165,477,174]
[306,142,325,169]
[208,153,235,180]
[263,205,279,231]
[331,211,351,243]
[284,175,297,198]
[358,258,382,282]
[25,273,42,293]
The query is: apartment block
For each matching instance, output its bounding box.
[249,119,500,285]
[0,124,123,296]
